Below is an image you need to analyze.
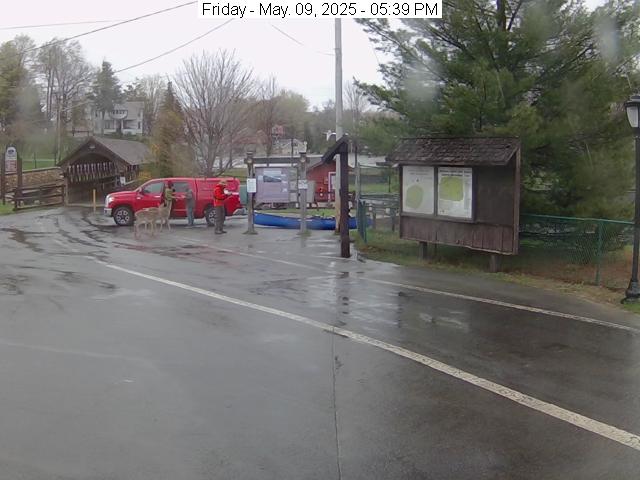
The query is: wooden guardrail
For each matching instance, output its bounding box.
[13,183,66,211]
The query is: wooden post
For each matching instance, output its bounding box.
[489,253,501,273]
[1,147,5,205]
[339,149,350,258]
[299,153,308,236]
[418,242,428,260]
[93,188,97,213]
[16,152,22,205]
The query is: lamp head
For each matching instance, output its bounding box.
[625,94,640,131]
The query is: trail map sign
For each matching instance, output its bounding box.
[256,167,290,203]
[5,147,17,174]
[390,137,521,256]
[402,165,435,215]
[437,167,473,219]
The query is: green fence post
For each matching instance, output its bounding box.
[363,203,368,244]
[595,221,603,286]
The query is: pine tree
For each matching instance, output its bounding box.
[91,61,121,135]
[150,82,186,177]
[358,0,640,218]
[0,36,43,143]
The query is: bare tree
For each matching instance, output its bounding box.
[140,75,166,136]
[174,51,254,176]
[124,75,167,136]
[344,79,369,138]
[254,76,281,156]
[224,97,254,171]
[37,40,93,158]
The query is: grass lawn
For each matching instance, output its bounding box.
[22,158,56,171]
[0,203,13,215]
[261,208,336,217]
[350,182,396,195]
[226,168,248,180]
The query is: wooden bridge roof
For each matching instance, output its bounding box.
[59,137,151,169]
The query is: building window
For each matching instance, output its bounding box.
[138,122,141,130]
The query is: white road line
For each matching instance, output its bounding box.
[174,237,639,335]
[95,259,640,453]
[367,278,640,334]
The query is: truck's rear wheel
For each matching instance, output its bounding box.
[113,206,134,226]
[205,206,216,227]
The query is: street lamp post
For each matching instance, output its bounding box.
[624,94,640,302]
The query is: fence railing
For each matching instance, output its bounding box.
[357,194,399,242]
[520,214,633,286]
[13,183,66,211]
[357,195,633,288]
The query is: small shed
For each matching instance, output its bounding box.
[307,156,336,202]
[59,136,151,202]
[389,137,521,256]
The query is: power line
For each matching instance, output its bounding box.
[20,1,197,57]
[270,24,333,57]
[10,19,234,130]
[0,20,123,31]
[115,19,234,74]
[0,1,196,83]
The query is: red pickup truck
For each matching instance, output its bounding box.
[104,177,242,227]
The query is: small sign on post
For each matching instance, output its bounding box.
[246,178,257,193]
[5,147,17,174]
[298,179,308,191]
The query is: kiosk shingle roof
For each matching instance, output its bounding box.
[388,137,519,166]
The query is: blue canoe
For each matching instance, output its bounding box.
[255,213,358,230]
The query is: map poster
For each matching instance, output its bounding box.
[437,167,473,219]
[256,167,290,203]
[402,166,435,215]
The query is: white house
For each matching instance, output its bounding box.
[92,101,145,136]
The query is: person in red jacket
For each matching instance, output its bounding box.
[213,180,229,234]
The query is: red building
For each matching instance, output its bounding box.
[307,156,352,203]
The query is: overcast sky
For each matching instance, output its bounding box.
[1,0,608,108]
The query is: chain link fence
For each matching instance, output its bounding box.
[356,195,633,289]
[519,215,633,288]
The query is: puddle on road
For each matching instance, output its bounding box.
[0,275,28,296]
[1,228,46,253]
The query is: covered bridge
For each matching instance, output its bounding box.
[59,137,151,202]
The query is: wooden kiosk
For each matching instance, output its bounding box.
[388,137,521,270]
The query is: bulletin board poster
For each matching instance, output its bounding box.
[437,167,473,219]
[402,165,435,215]
[4,147,17,174]
[256,167,290,203]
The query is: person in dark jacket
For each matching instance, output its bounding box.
[185,185,196,227]
[213,180,229,234]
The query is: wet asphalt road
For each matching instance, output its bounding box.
[1,207,640,479]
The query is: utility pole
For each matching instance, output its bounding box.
[334,18,344,231]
